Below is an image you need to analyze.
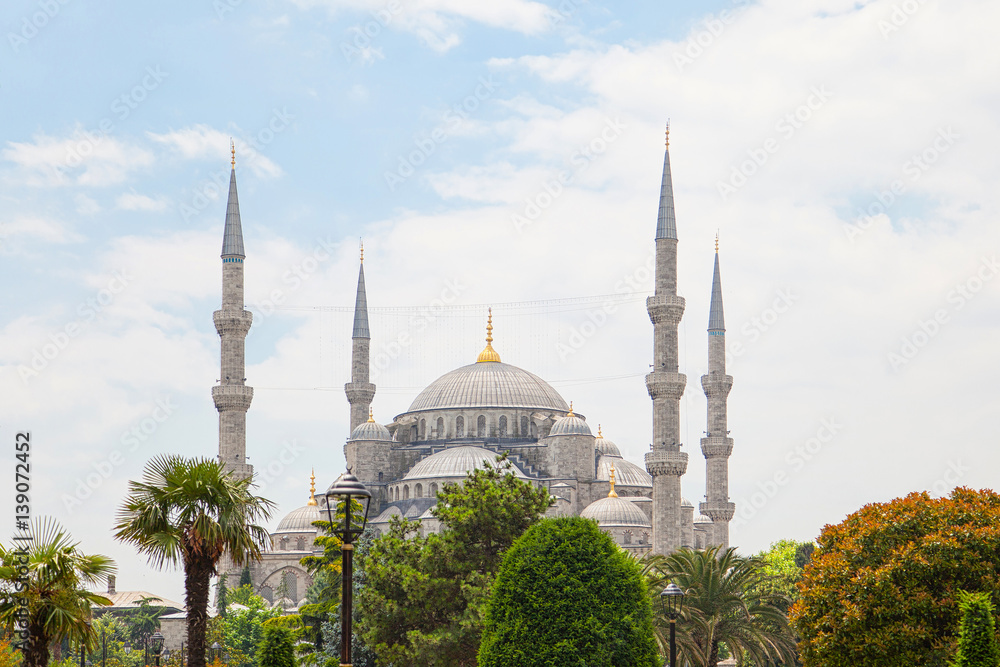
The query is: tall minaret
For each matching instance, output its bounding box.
[213,143,254,479]
[700,237,735,548]
[644,124,688,555]
[345,242,375,432]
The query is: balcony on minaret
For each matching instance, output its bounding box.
[213,309,253,338]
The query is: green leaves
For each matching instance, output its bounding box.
[952,590,1000,667]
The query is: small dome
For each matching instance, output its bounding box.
[594,427,622,457]
[402,446,528,481]
[275,504,320,533]
[681,497,694,508]
[581,496,651,528]
[596,456,652,488]
[549,408,592,437]
[694,514,713,524]
[350,417,392,441]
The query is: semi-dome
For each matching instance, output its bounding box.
[596,456,652,488]
[406,362,569,413]
[594,426,621,457]
[350,411,392,441]
[580,496,651,528]
[402,446,528,481]
[275,504,320,533]
[549,404,592,436]
[694,514,713,525]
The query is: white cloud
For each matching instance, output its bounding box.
[0,216,83,245]
[75,194,101,216]
[116,191,169,212]
[147,125,284,179]
[287,0,556,51]
[2,128,154,187]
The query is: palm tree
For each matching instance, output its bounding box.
[644,546,799,667]
[114,455,274,667]
[0,517,115,667]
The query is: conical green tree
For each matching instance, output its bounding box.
[952,591,1000,667]
[114,455,274,667]
[258,624,296,667]
[0,517,115,667]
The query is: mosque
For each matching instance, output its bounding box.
[214,130,737,607]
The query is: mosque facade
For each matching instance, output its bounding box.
[215,130,736,606]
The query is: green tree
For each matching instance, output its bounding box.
[360,455,552,666]
[752,539,815,609]
[257,624,295,667]
[215,575,229,619]
[646,546,798,667]
[792,488,1000,667]
[952,590,1000,667]
[238,567,252,589]
[0,518,115,667]
[216,590,280,667]
[122,596,166,644]
[479,516,659,667]
[114,455,274,667]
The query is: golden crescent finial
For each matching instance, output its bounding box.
[308,469,317,505]
[609,463,618,498]
[598,424,603,438]
[368,407,375,423]
[665,120,670,149]
[477,307,501,362]
[360,238,364,263]
[715,231,719,254]
[231,139,236,169]
[568,401,574,417]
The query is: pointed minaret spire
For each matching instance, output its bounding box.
[346,243,375,432]
[645,121,688,555]
[213,147,254,479]
[700,241,735,549]
[656,121,677,240]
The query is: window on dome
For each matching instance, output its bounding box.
[419,419,426,440]
[498,416,508,437]
[430,482,438,497]
[520,416,529,437]
[640,532,649,545]
[403,485,410,500]
[456,416,464,437]
[623,530,633,545]
[436,417,444,439]
[415,483,423,498]
[477,415,486,437]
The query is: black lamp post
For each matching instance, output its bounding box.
[659,583,685,667]
[323,470,372,667]
[150,632,164,667]
[210,642,222,664]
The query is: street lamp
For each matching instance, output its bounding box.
[150,632,164,667]
[324,470,372,667]
[659,583,685,667]
[161,649,171,666]
[210,642,222,664]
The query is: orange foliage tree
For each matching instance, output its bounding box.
[791,487,1000,667]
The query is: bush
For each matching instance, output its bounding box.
[952,591,1000,667]
[258,625,296,667]
[479,516,659,667]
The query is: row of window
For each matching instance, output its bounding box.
[410,414,538,440]
[391,481,439,502]
[273,536,308,551]
[621,530,650,546]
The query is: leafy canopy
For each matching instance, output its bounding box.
[792,487,1000,667]
[952,590,1000,667]
[479,516,660,667]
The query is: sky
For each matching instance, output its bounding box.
[1,0,998,604]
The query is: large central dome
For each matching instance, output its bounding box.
[407,361,569,413]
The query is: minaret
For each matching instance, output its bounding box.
[700,236,735,548]
[345,242,375,432]
[644,124,688,555]
[213,142,254,479]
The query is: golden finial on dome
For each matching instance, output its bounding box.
[231,139,236,169]
[608,463,618,498]
[307,469,317,506]
[567,401,574,417]
[598,424,603,438]
[368,407,375,423]
[665,120,670,149]
[476,307,501,363]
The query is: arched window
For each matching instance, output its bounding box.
[456,416,465,437]
[640,532,649,545]
[430,482,438,497]
[296,537,305,551]
[279,537,288,551]
[415,483,423,498]
[419,419,426,440]
[260,586,273,603]
[394,487,400,501]
[520,416,529,437]
[378,471,383,482]
[403,485,410,500]
[283,571,298,602]
[477,415,486,437]
[410,424,418,441]
[436,417,444,439]
[623,530,633,545]
[498,416,508,437]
